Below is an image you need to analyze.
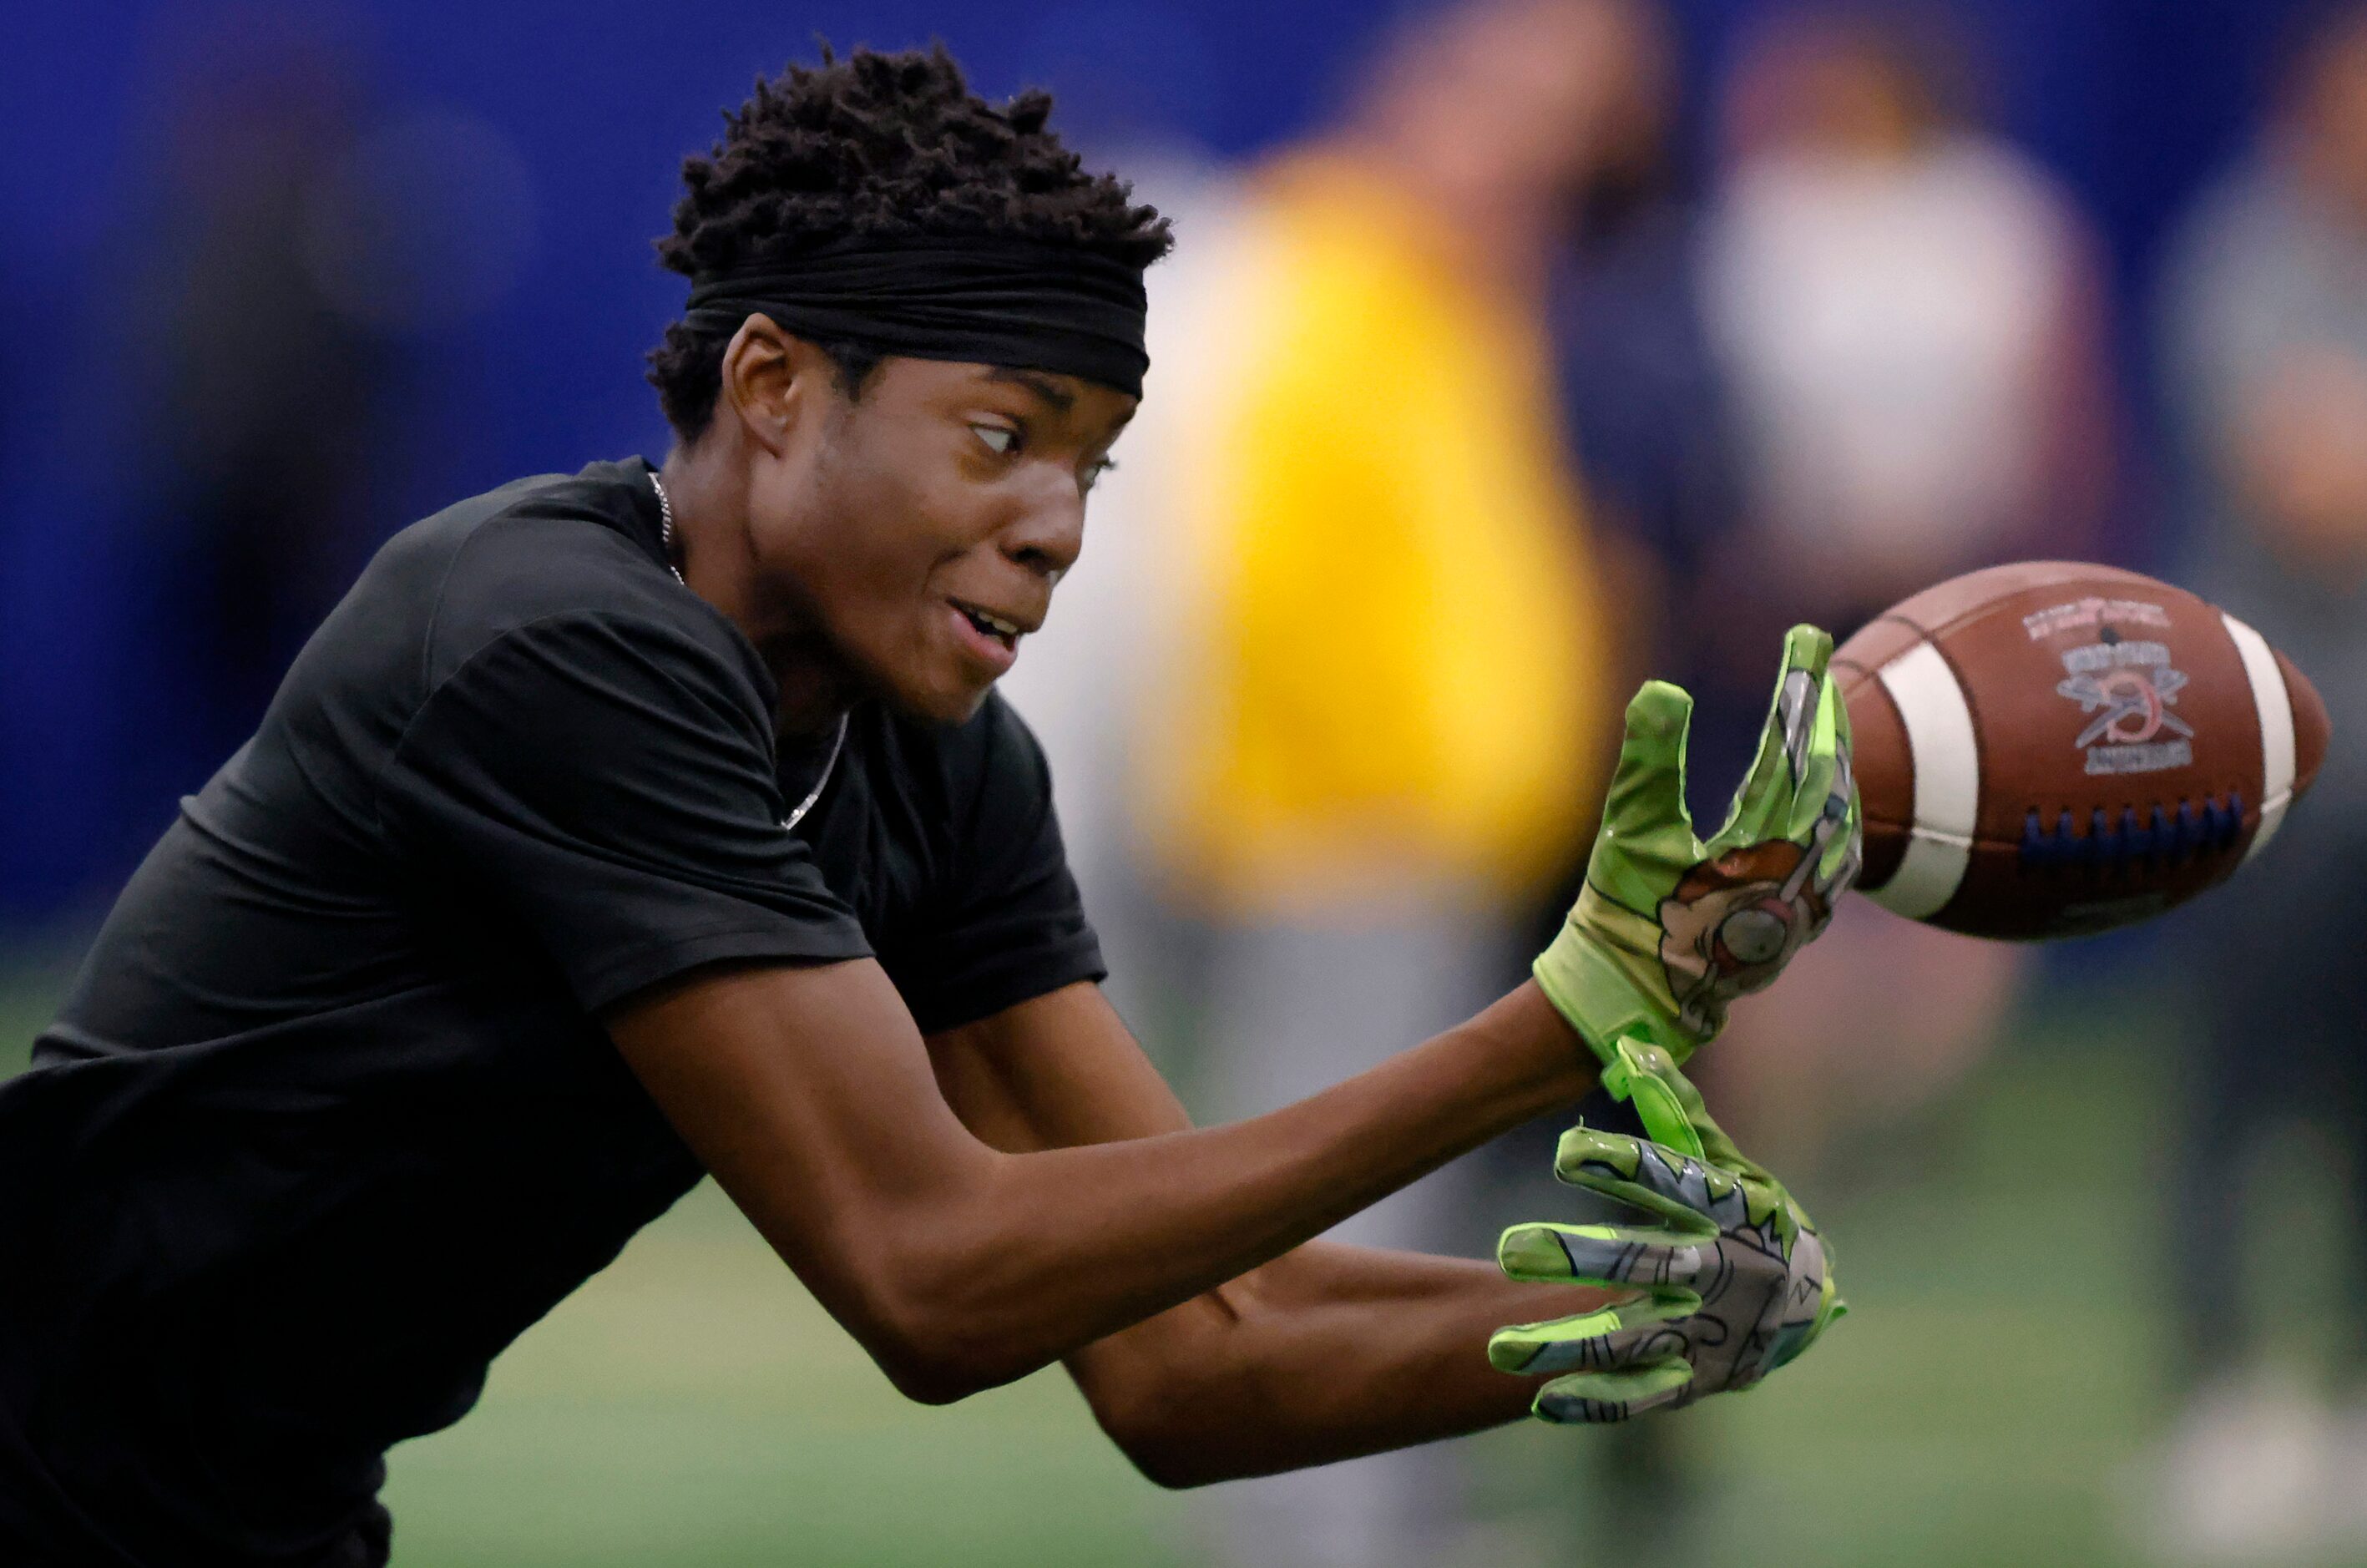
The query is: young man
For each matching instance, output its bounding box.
[0,48,1854,1566]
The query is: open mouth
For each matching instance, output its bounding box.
[955,603,1023,644]
[947,599,1027,672]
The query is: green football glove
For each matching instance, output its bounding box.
[1505,630,1858,1424]
[1534,624,1861,1074]
[1488,1040,1844,1423]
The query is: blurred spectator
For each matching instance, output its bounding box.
[110,27,397,787]
[1682,10,2104,1175]
[1546,7,1756,810]
[1112,1,1644,1560]
[2141,8,2367,1559]
[1701,8,2117,641]
[94,12,536,824]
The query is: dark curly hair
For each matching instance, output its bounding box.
[648,44,1172,440]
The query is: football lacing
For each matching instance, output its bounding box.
[2016,796,2244,870]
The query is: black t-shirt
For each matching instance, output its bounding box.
[0,459,1103,1566]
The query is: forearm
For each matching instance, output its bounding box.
[1071,1242,1613,1486]
[615,968,1593,1403]
[922,985,1587,1378]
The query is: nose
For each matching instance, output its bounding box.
[1000,483,1085,584]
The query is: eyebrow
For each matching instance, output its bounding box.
[983,366,1075,414]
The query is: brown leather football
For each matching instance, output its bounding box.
[1833,562,2329,940]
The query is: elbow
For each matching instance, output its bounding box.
[1122,1440,1222,1493]
[1104,1411,1231,1491]
[1076,1280,1281,1489]
[847,1171,1156,1405]
[1080,1364,1231,1490]
[878,1353,990,1408]
[865,1313,1022,1407]
[859,1272,1048,1407]
[833,1270,1263,1484]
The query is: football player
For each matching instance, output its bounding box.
[0,47,1853,1565]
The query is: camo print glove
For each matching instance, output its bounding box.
[1487,1040,1844,1423]
[1532,624,1861,1075]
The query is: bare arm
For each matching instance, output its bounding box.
[606,961,1595,1406]
[927,982,1618,1485]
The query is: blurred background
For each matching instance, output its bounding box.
[6,1,2367,1563]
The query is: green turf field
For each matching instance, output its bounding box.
[0,955,2248,1566]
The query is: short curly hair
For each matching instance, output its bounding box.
[648,44,1172,440]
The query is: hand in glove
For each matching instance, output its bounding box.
[1487,1042,1843,1423]
[1532,625,1861,1072]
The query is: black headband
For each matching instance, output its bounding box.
[683,235,1151,397]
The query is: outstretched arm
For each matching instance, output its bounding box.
[925,981,1616,1486]
[607,964,1596,1408]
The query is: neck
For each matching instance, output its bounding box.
[655,443,856,742]
[772,668,857,742]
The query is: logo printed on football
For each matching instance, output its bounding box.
[1832,563,2329,941]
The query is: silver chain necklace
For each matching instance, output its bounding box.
[650,468,847,832]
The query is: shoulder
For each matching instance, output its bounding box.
[405,463,756,693]
[276,462,757,749]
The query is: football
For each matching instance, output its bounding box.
[1833,562,2329,940]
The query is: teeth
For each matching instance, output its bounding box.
[964,607,1020,638]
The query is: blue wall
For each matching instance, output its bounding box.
[0,0,2329,918]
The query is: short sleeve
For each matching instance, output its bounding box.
[380,611,872,1012]
[883,701,1106,1033]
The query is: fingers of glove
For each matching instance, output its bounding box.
[1761,1293,1834,1377]
[1552,1125,1728,1236]
[1497,1222,1712,1291]
[1602,1040,1735,1172]
[1531,1359,1696,1425]
[1603,1040,1786,1206]
[1815,672,1865,886]
[1783,671,1846,844]
[1828,661,1856,792]
[1596,681,1702,873]
[1817,782,1864,892]
[1715,625,1834,847]
[1556,1136,1800,1273]
[1488,1292,1701,1376]
[1601,1047,1708,1163]
[1757,1232,1842,1377]
[1842,785,1866,878]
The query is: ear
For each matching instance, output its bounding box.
[716,316,836,458]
